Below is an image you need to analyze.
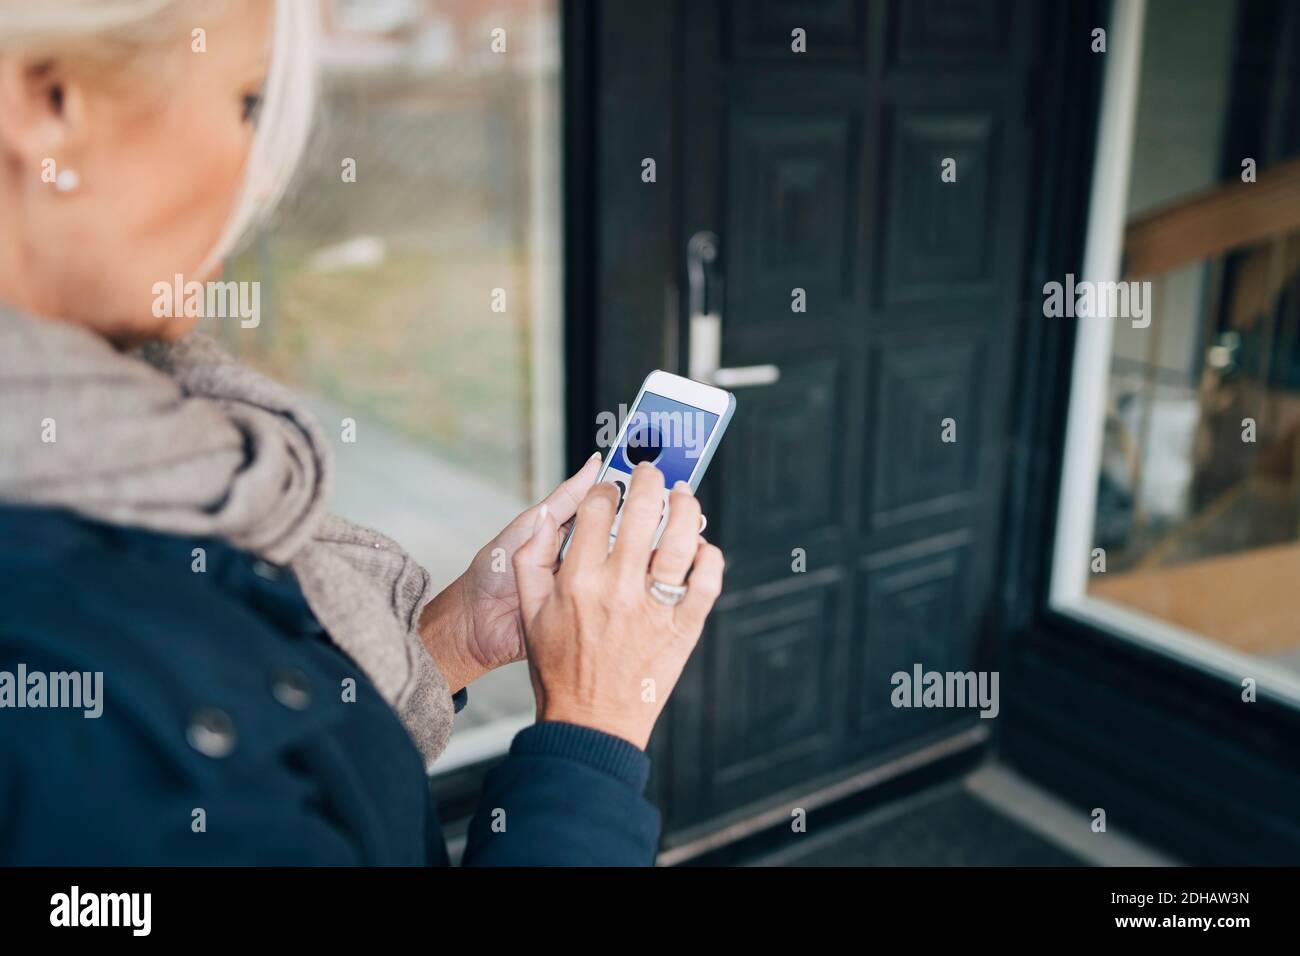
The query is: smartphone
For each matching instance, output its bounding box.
[561,369,736,558]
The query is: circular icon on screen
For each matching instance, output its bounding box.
[625,424,664,466]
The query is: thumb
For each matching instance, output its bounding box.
[514,504,560,623]
[542,451,603,525]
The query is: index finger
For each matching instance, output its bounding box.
[610,462,666,580]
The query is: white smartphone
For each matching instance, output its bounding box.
[560,369,736,559]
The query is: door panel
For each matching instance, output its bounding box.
[892,0,1011,65]
[732,0,867,65]
[878,107,1000,305]
[866,333,985,532]
[718,356,843,547]
[856,531,977,743]
[728,112,860,324]
[661,0,1036,836]
[708,569,849,807]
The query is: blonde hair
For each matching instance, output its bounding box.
[0,0,319,271]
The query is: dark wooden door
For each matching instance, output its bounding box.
[660,0,1039,838]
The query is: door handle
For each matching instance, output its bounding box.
[686,231,780,389]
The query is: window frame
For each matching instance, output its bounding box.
[1047,0,1300,708]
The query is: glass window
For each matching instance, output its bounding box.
[1053,0,1300,700]
[221,0,563,763]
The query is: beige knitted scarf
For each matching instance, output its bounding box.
[0,304,456,768]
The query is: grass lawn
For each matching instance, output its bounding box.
[223,235,534,498]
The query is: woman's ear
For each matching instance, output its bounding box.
[0,57,88,182]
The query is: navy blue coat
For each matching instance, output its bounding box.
[0,505,661,865]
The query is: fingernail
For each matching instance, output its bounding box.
[589,451,602,462]
[673,481,691,494]
[533,504,549,534]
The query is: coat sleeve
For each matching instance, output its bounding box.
[461,722,662,866]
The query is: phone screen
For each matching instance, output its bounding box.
[601,390,721,540]
[609,391,720,484]
[560,380,729,560]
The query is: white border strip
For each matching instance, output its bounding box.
[1049,0,1146,607]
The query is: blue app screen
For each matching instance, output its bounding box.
[609,391,719,488]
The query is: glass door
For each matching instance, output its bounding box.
[223,0,564,767]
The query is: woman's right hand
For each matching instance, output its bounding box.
[512,461,724,749]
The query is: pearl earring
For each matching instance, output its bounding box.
[55,168,80,192]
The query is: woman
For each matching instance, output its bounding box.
[0,0,723,865]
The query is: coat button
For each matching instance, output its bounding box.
[271,669,312,710]
[186,708,236,758]
[252,560,281,581]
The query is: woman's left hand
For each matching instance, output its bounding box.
[419,453,603,690]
